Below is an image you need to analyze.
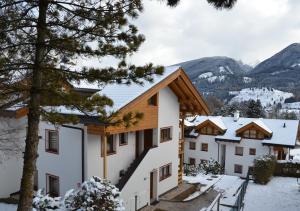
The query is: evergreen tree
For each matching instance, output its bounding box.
[0,0,238,210]
[245,100,265,118]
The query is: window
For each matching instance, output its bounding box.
[200,159,208,164]
[45,130,59,153]
[241,129,265,139]
[119,133,128,146]
[107,135,116,154]
[33,170,38,191]
[189,142,196,150]
[199,126,220,135]
[148,94,157,106]
[201,143,208,152]
[235,146,243,156]
[160,127,172,143]
[189,158,196,165]
[249,129,257,139]
[159,163,172,181]
[234,164,243,174]
[249,148,256,155]
[46,174,59,197]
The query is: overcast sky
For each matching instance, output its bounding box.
[124,0,300,67]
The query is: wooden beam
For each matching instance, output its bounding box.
[103,135,108,179]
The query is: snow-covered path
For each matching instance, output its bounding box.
[244,177,300,211]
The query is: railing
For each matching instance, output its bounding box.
[220,170,250,211]
[116,146,157,190]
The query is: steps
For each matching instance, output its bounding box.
[116,146,157,190]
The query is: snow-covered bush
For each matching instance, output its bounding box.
[199,158,223,175]
[253,155,276,184]
[32,189,62,210]
[64,176,124,211]
[184,164,201,176]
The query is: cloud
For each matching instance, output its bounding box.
[126,0,300,66]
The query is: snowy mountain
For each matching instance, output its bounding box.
[248,43,300,92]
[229,87,294,108]
[177,56,253,98]
[178,43,300,100]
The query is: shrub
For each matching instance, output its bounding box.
[199,158,223,175]
[64,176,124,211]
[253,155,276,184]
[184,164,200,176]
[32,189,61,210]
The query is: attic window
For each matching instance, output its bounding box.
[148,94,157,106]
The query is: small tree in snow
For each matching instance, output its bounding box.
[64,176,124,211]
[199,158,223,175]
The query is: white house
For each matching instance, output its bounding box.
[184,112,300,177]
[0,66,209,210]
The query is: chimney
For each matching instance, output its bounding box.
[234,110,240,122]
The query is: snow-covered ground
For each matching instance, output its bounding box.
[244,177,300,211]
[0,203,17,211]
[184,174,244,207]
[229,87,294,108]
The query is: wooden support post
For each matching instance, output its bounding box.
[103,134,108,179]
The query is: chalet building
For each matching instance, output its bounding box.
[184,111,300,177]
[0,66,209,210]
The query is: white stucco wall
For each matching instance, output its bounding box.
[0,117,26,198]
[121,87,180,211]
[185,134,271,177]
[184,135,219,165]
[37,122,83,196]
[223,139,270,177]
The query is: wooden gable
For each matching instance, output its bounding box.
[88,67,210,135]
[236,122,272,139]
[195,119,225,135]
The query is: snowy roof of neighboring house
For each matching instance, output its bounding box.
[185,116,299,147]
[186,116,227,131]
[75,65,180,112]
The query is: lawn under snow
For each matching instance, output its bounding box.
[0,203,17,211]
[244,177,300,211]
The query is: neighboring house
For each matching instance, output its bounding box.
[0,66,209,210]
[184,111,300,177]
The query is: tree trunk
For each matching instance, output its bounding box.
[17,0,48,210]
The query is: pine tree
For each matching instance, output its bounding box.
[0,0,238,210]
[246,100,265,118]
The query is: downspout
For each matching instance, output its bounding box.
[62,125,85,183]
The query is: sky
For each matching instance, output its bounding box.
[127,0,300,67]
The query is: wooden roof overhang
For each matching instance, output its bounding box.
[194,119,226,134]
[235,122,273,138]
[168,68,210,116]
[87,67,210,135]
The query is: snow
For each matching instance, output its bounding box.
[207,76,218,83]
[290,148,300,160]
[244,177,300,211]
[229,87,294,108]
[0,203,17,211]
[198,72,213,79]
[243,77,252,83]
[185,116,299,147]
[184,174,244,206]
[76,65,180,112]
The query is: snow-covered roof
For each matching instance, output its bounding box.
[186,116,299,147]
[186,116,227,131]
[75,66,180,112]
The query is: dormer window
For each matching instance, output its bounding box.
[148,94,157,106]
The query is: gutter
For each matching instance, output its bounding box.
[62,125,85,183]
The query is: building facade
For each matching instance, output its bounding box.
[0,66,209,210]
[184,113,300,177]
